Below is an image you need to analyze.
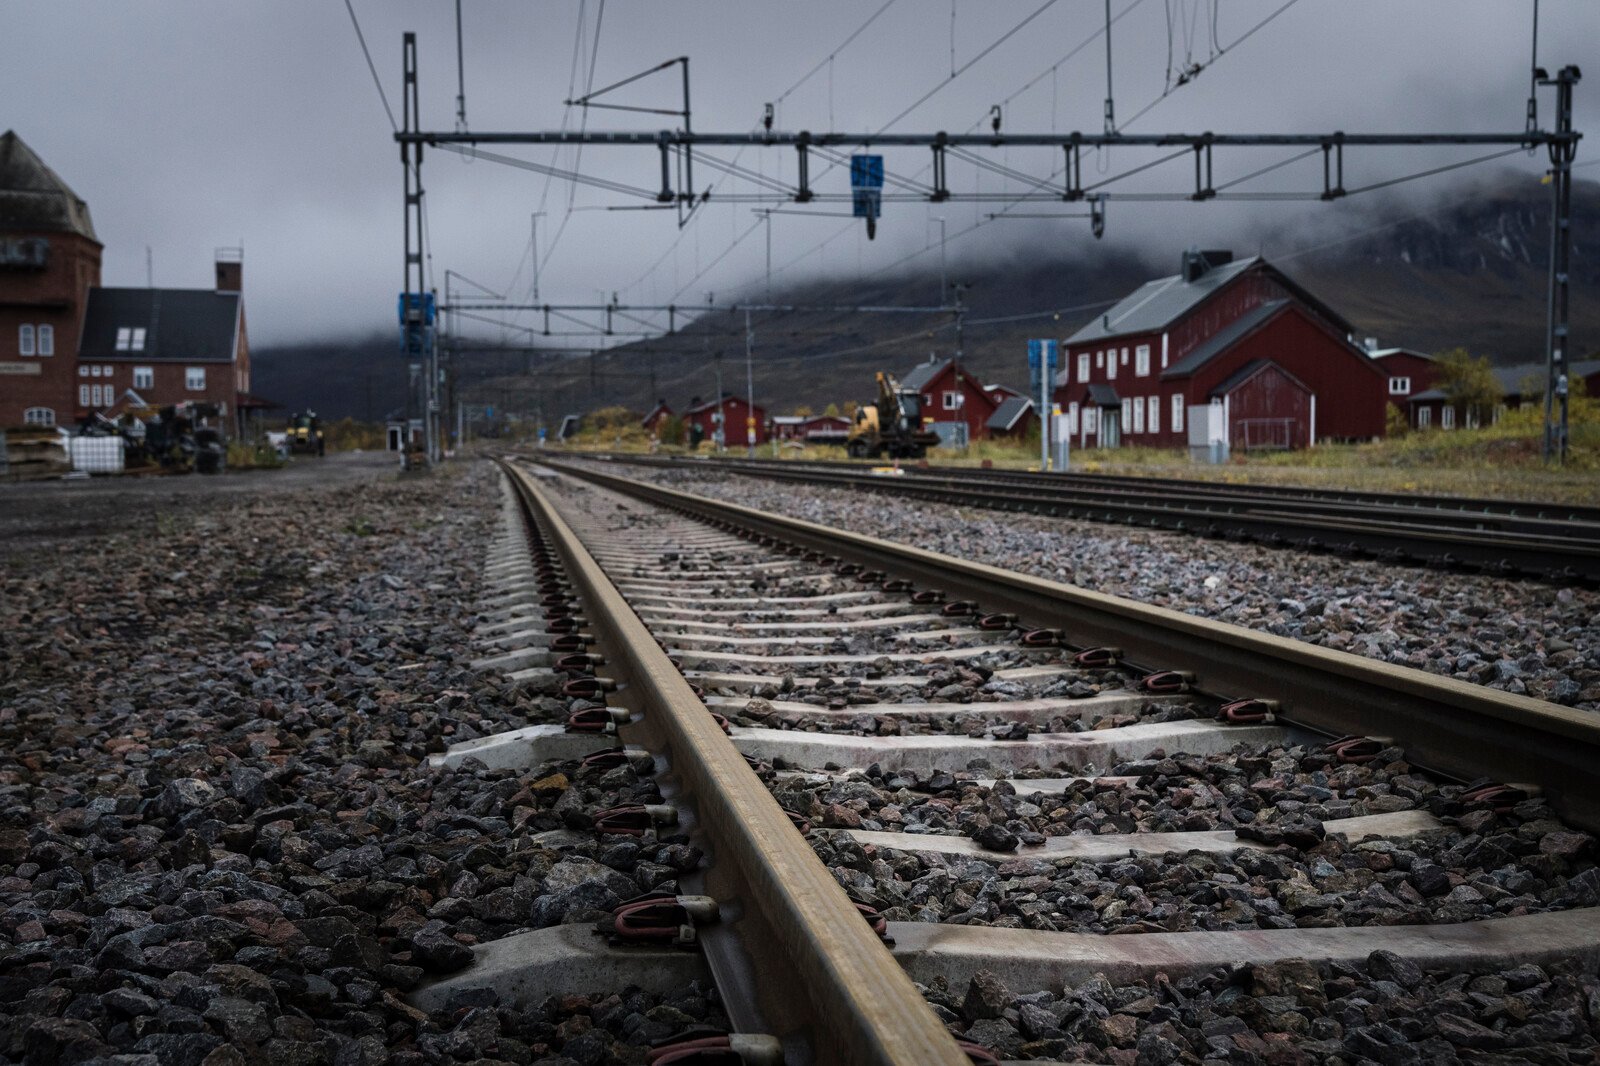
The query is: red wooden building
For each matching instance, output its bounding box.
[1407,358,1600,431]
[641,400,672,433]
[683,393,769,447]
[899,356,1003,443]
[1363,345,1438,429]
[1053,250,1387,450]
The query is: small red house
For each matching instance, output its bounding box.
[641,400,672,433]
[1053,250,1387,450]
[798,413,851,444]
[986,396,1037,439]
[1365,345,1438,428]
[683,392,769,447]
[900,356,1002,443]
[1407,358,1600,431]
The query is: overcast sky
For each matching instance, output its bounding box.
[5,1,1593,347]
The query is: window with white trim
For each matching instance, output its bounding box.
[1171,394,1185,433]
[186,367,206,391]
[1120,398,1131,428]
[101,365,112,377]
[115,328,132,351]
[37,324,53,356]
[18,324,35,356]
[1084,406,1098,433]
[1095,350,1103,368]
[78,365,89,377]
[942,391,961,410]
[1077,353,1089,382]
[1131,396,1145,433]
[134,366,154,389]
[1067,401,1079,434]
[1135,345,1150,376]
[79,385,90,406]
[90,364,102,378]
[23,407,54,426]
[1106,352,1117,380]
[1388,376,1411,395]
[1418,407,1432,429]
[1120,347,1129,366]
[1442,406,1456,429]
[1147,395,1160,434]
[91,384,104,406]
[131,328,146,351]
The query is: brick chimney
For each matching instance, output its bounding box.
[215,247,243,293]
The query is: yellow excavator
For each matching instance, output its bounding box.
[846,372,942,459]
[286,411,325,456]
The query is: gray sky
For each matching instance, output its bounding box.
[5,1,1593,347]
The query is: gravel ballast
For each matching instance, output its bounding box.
[586,461,1600,712]
[0,459,726,1065]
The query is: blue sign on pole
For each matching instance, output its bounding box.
[1027,339,1058,391]
[850,155,884,189]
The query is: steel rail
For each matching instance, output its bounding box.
[542,459,1600,835]
[498,461,967,1066]
[624,455,1600,539]
[670,454,1600,526]
[583,455,1600,582]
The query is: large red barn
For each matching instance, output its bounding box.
[1053,250,1387,450]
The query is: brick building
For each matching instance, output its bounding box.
[78,251,252,435]
[0,131,103,429]
[1053,250,1388,450]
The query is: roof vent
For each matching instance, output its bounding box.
[1182,247,1233,283]
[1364,337,1379,351]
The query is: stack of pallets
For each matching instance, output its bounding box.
[2,428,71,481]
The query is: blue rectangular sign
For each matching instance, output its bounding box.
[1027,339,1058,391]
[850,154,884,188]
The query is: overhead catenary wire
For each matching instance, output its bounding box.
[343,0,397,131]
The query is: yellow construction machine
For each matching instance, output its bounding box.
[846,372,941,459]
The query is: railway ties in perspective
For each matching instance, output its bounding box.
[418,457,1600,1065]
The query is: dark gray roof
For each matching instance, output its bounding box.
[1068,257,1260,345]
[1408,359,1600,404]
[900,358,948,393]
[78,288,242,363]
[1162,300,1289,379]
[986,396,1034,431]
[1209,358,1309,399]
[0,131,97,241]
[1086,383,1120,406]
[1068,256,1353,346]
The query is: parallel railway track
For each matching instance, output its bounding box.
[588,454,1600,584]
[424,457,1600,1065]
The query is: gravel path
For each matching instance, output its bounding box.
[0,460,726,1065]
[589,462,1600,712]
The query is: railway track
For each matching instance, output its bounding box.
[590,453,1600,584]
[426,457,1600,1064]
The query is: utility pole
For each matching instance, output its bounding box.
[744,308,756,458]
[1542,65,1580,464]
[531,212,545,302]
[932,216,947,305]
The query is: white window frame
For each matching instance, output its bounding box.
[79,385,90,406]
[37,324,53,356]
[134,366,154,390]
[92,384,104,407]
[1077,352,1090,382]
[186,366,206,391]
[101,365,112,377]
[1120,398,1131,428]
[90,364,102,378]
[131,327,147,351]
[942,390,962,411]
[1131,396,1145,433]
[1147,395,1160,434]
[1418,407,1432,429]
[78,365,89,378]
[23,407,55,427]
[1067,401,1079,434]
[1106,352,1117,380]
[1171,394,1185,433]
[1135,344,1150,377]
[1085,406,1098,434]
[115,327,132,352]
[1388,376,1411,395]
[1120,347,1130,366]
[1095,350,1103,368]
[1442,406,1456,430]
[18,324,35,356]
